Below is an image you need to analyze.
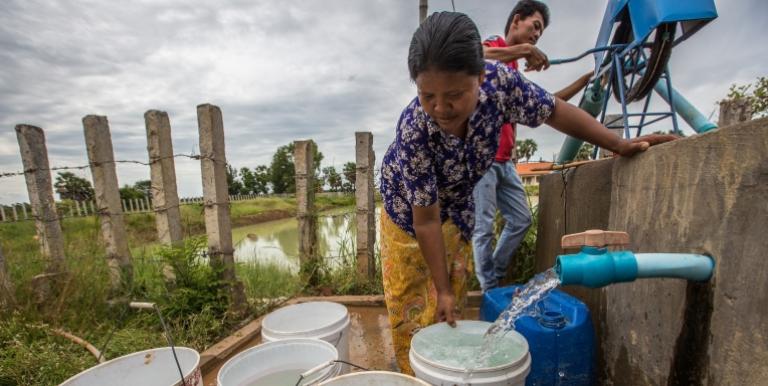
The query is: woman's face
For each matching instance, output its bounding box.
[415,69,484,136]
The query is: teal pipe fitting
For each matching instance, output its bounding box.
[556,248,715,288]
[555,247,638,288]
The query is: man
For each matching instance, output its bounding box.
[473,0,591,292]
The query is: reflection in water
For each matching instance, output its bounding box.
[233,207,381,273]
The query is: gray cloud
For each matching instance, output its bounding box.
[0,0,765,203]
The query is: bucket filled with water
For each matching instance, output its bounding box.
[217,338,340,386]
[409,320,531,386]
[262,301,350,372]
[319,371,431,385]
[60,347,202,386]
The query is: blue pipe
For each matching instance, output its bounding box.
[555,247,714,288]
[653,80,718,133]
[556,82,606,164]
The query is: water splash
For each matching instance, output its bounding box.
[467,268,561,371]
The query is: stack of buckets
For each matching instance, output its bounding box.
[217,301,428,385]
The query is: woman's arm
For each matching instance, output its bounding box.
[546,97,677,156]
[412,203,457,327]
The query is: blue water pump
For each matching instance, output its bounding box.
[555,230,714,288]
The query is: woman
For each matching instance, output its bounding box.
[379,11,673,374]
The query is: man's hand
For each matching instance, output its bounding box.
[614,133,680,157]
[522,43,549,72]
[436,291,458,327]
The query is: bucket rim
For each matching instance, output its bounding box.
[60,346,200,385]
[410,321,529,373]
[216,338,339,385]
[318,370,431,385]
[262,301,349,338]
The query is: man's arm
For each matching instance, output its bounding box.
[483,44,549,72]
[412,203,457,327]
[554,72,593,101]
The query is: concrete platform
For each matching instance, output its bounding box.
[200,293,482,385]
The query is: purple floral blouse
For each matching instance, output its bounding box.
[380,60,555,241]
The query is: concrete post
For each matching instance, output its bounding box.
[89,201,95,215]
[83,115,133,291]
[718,99,753,127]
[11,205,17,222]
[294,140,317,277]
[15,125,66,268]
[197,104,246,313]
[21,204,28,220]
[0,207,5,222]
[354,132,376,279]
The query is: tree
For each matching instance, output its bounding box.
[270,145,295,194]
[342,162,356,192]
[134,180,151,198]
[226,164,243,195]
[516,139,538,162]
[322,166,343,192]
[725,76,768,118]
[269,143,324,194]
[240,167,256,194]
[54,172,94,201]
[119,180,152,200]
[574,143,594,161]
[253,165,270,194]
[119,185,144,200]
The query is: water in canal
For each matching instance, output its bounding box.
[232,206,380,273]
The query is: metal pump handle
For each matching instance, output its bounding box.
[561,229,630,249]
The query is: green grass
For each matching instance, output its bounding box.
[0,194,365,386]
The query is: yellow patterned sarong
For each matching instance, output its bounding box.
[380,210,473,375]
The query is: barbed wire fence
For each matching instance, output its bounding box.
[0,153,375,223]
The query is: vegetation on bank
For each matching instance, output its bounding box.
[0,188,540,385]
[0,194,373,386]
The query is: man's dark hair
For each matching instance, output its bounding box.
[408,12,484,81]
[504,0,550,36]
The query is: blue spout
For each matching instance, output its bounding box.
[556,248,715,288]
[635,253,714,281]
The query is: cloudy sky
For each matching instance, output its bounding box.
[0,0,765,204]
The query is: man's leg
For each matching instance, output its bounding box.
[472,163,500,292]
[492,161,532,284]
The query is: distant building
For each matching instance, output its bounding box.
[516,161,554,186]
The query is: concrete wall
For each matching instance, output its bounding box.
[535,118,768,385]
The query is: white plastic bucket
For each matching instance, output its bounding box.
[319,371,431,385]
[409,321,531,386]
[217,338,340,386]
[262,301,350,372]
[60,347,202,386]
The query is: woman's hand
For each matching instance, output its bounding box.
[436,291,458,327]
[614,133,680,157]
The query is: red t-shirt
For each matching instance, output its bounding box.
[484,35,518,162]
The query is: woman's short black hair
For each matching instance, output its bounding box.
[407,12,485,81]
[504,0,550,36]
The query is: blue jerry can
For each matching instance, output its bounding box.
[480,286,595,386]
